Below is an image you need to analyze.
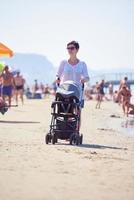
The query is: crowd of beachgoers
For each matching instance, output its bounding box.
[0,65,133,117]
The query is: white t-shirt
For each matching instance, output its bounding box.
[57,60,89,84]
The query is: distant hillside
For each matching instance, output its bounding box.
[0,53,133,86]
[0,53,56,85]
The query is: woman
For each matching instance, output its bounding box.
[95,80,105,109]
[118,85,132,116]
[56,41,89,128]
[56,41,89,103]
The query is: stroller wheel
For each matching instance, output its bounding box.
[79,134,83,145]
[52,133,57,145]
[45,134,51,144]
[75,135,80,145]
[70,133,79,145]
[70,133,75,145]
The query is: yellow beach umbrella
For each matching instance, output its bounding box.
[0,42,13,57]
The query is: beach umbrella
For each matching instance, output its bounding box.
[0,42,13,58]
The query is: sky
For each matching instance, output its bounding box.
[0,0,134,70]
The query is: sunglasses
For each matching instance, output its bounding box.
[67,46,76,50]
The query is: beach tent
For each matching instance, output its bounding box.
[0,42,13,58]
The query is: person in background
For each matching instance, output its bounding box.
[118,85,132,116]
[119,76,130,90]
[44,84,50,97]
[108,82,113,100]
[40,82,44,95]
[0,65,15,107]
[113,90,119,103]
[95,83,101,109]
[14,71,25,105]
[118,77,131,105]
[32,80,39,98]
[25,87,32,99]
[95,80,105,109]
[99,79,105,98]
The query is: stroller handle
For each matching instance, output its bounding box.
[57,78,84,89]
[57,77,60,87]
[82,83,84,90]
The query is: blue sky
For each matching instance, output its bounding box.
[1,0,134,69]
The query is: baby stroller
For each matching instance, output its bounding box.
[45,81,84,145]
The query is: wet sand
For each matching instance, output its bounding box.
[0,99,134,200]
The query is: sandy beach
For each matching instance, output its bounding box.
[0,98,134,200]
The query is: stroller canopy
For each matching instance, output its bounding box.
[56,81,81,101]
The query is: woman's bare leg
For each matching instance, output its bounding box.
[20,90,24,105]
[122,102,126,115]
[15,91,18,106]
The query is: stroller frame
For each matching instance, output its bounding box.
[45,96,83,145]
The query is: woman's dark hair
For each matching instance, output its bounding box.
[67,41,80,49]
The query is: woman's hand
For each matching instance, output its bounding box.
[55,78,60,85]
[81,79,85,84]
